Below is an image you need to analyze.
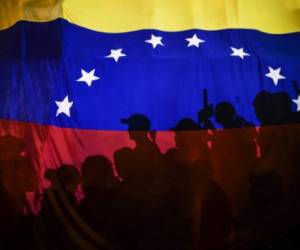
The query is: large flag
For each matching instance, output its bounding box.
[0,1,300,249]
[0,0,299,169]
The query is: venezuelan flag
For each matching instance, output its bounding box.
[0,0,299,166]
[0,1,300,249]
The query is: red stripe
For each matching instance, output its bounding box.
[0,119,175,182]
[1,119,299,214]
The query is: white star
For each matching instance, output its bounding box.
[55,96,73,117]
[76,69,100,87]
[145,34,164,49]
[230,47,250,59]
[106,49,126,62]
[292,95,300,111]
[265,67,286,86]
[186,34,205,48]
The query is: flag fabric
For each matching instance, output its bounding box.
[0,0,299,168]
[0,1,300,249]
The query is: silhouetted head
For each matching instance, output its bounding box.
[81,155,115,189]
[57,164,80,194]
[215,102,236,128]
[171,118,205,150]
[114,147,135,181]
[44,165,80,194]
[121,114,151,141]
[253,91,273,124]
[253,91,293,125]
[171,118,200,131]
[121,114,151,131]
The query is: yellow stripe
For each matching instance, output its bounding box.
[1,0,300,33]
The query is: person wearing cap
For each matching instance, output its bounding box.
[120,113,165,198]
[121,113,159,153]
[119,114,167,249]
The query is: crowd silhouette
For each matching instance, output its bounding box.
[0,90,300,250]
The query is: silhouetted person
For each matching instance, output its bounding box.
[215,102,253,129]
[253,91,299,126]
[211,102,257,216]
[0,135,38,218]
[190,159,232,250]
[41,165,80,211]
[40,165,80,250]
[253,91,299,186]
[0,135,38,248]
[169,117,257,218]
[253,91,272,124]
[168,118,211,165]
[78,155,120,246]
[120,114,167,207]
[121,114,161,160]
[158,119,212,249]
[119,114,167,249]
[252,91,300,242]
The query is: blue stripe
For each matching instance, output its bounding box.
[0,19,299,130]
